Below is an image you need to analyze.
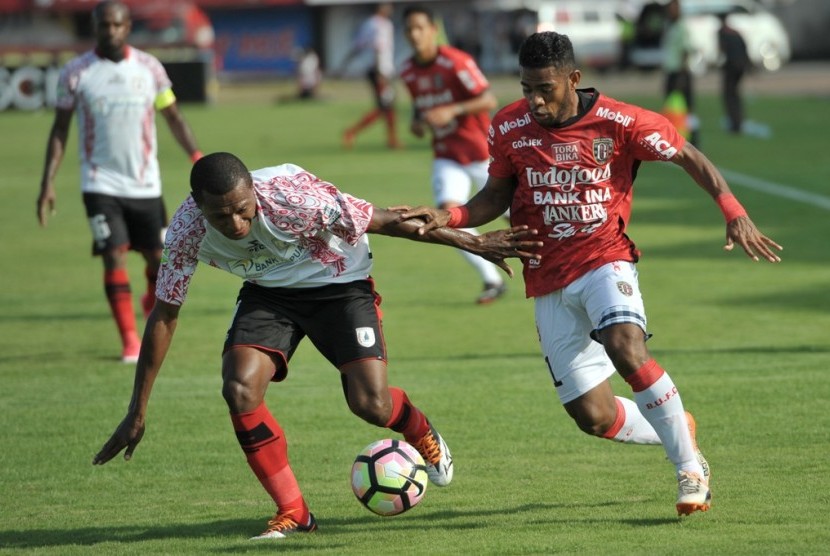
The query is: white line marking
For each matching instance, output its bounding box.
[719,168,830,210]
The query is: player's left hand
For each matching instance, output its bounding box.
[724,216,783,262]
[475,226,543,276]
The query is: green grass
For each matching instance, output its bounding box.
[1,77,829,554]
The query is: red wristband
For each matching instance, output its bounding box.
[446,206,469,228]
[190,150,203,163]
[716,193,747,222]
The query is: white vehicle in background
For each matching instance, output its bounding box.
[535,1,624,70]
[629,0,791,74]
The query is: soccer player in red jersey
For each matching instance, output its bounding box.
[399,32,782,515]
[92,152,541,539]
[400,5,507,304]
[36,1,202,364]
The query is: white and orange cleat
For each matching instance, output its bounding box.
[676,471,711,515]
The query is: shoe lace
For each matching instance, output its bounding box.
[413,431,441,466]
[678,472,704,495]
[264,514,299,534]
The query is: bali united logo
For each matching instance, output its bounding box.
[593,138,614,165]
[617,281,633,297]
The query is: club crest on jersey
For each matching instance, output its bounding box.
[617,281,634,296]
[593,138,614,165]
[356,327,376,347]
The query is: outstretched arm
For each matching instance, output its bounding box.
[92,300,181,465]
[37,108,73,227]
[671,142,782,262]
[368,206,540,277]
[160,102,202,162]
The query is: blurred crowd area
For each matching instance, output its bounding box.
[0,0,828,109]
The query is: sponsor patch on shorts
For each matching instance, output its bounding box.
[617,281,633,296]
[356,327,376,347]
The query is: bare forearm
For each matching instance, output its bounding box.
[127,311,177,418]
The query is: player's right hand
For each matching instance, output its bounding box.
[92,414,145,465]
[395,206,449,235]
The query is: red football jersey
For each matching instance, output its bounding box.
[488,89,686,297]
[400,45,491,164]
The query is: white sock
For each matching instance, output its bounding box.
[630,366,703,477]
[458,227,502,285]
[605,396,661,444]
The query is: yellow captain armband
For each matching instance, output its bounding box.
[154,88,177,111]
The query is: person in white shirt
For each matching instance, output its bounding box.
[92,152,542,540]
[37,1,202,363]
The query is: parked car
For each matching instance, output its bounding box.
[535,1,624,70]
[628,0,791,74]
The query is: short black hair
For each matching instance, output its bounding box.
[403,5,434,23]
[190,152,252,201]
[518,32,576,72]
[93,1,129,21]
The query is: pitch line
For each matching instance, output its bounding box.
[719,168,830,210]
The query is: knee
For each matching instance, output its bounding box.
[571,413,616,438]
[222,377,262,413]
[349,392,392,427]
[600,327,649,375]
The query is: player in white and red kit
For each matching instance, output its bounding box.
[400,5,506,304]
[92,152,542,539]
[399,32,782,515]
[37,1,202,363]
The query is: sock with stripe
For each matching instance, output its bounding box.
[601,396,661,444]
[386,387,430,444]
[231,403,310,523]
[104,268,139,348]
[624,359,703,476]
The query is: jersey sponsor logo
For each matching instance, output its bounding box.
[552,142,579,163]
[595,106,634,127]
[512,136,543,149]
[641,132,679,158]
[356,327,376,347]
[525,163,611,191]
[498,113,531,135]
[593,138,614,164]
[532,187,610,206]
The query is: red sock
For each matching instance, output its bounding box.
[383,109,399,146]
[104,268,138,346]
[349,109,381,134]
[386,387,430,444]
[231,403,309,522]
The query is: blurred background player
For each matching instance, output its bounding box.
[36,0,202,363]
[717,12,751,134]
[661,0,700,146]
[339,3,401,149]
[400,5,506,304]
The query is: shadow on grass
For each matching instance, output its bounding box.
[0,501,681,549]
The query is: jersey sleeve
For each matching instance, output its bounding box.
[454,54,489,96]
[155,199,205,306]
[628,107,687,161]
[487,121,514,178]
[55,62,78,111]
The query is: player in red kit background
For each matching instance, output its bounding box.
[400,5,506,304]
[399,32,782,516]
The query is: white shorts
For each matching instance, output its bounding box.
[534,261,648,404]
[431,158,488,206]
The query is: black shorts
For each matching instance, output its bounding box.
[224,279,387,381]
[367,68,395,110]
[82,193,167,255]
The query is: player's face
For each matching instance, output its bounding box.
[197,179,257,240]
[404,13,438,62]
[94,5,131,58]
[520,66,581,127]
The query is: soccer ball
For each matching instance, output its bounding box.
[351,439,428,516]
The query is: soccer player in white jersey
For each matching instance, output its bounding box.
[401,5,506,304]
[92,152,541,539]
[36,1,202,364]
[399,32,783,516]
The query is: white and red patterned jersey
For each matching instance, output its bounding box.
[56,47,172,198]
[157,164,375,306]
[400,45,491,164]
[488,89,686,297]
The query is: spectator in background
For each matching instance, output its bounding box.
[36,0,202,364]
[339,3,402,149]
[717,12,751,134]
[296,47,322,100]
[661,0,700,146]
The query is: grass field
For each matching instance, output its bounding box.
[1,74,829,554]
